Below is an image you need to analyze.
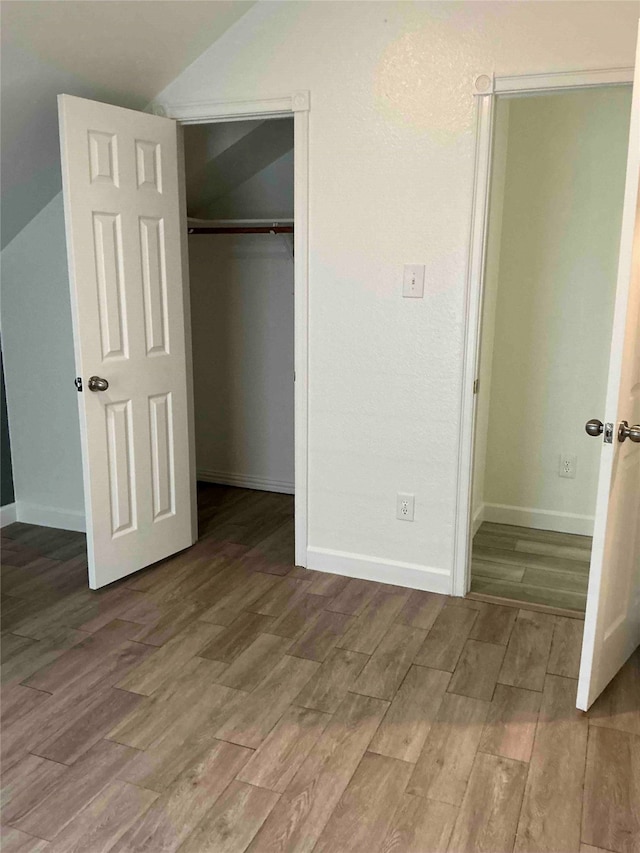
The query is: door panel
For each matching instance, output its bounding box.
[93,212,128,360]
[140,217,170,355]
[59,95,195,589]
[149,392,175,521]
[577,31,640,709]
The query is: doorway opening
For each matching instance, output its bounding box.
[468,84,633,613]
[181,116,296,567]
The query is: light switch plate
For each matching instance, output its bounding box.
[403,264,425,298]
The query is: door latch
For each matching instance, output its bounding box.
[74,377,83,392]
[585,419,614,443]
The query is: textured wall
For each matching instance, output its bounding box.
[157,1,638,582]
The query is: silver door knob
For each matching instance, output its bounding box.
[618,421,640,443]
[88,375,109,392]
[585,419,604,437]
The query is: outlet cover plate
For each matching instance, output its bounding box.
[558,454,577,479]
[396,493,415,521]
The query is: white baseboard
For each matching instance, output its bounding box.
[483,502,594,536]
[306,547,451,595]
[0,502,17,528]
[197,469,294,495]
[16,501,86,533]
[472,503,485,537]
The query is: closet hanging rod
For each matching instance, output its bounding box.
[187,217,293,235]
[188,225,294,235]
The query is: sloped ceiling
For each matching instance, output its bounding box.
[184,119,294,220]
[0,0,255,248]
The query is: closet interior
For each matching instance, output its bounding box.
[183,117,295,539]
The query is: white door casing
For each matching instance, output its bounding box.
[159,91,310,569]
[455,67,635,599]
[59,95,196,589]
[577,30,640,710]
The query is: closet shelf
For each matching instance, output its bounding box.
[187,217,294,235]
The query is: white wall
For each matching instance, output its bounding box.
[1,2,637,589]
[155,1,638,588]
[0,195,85,530]
[480,87,632,535]
[189,233,294,492]
[471,98,510,533]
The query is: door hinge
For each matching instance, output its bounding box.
[473,378,480,395]
[604,422,614,444]
[74,377,83,392]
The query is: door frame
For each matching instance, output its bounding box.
[152,91,310,567]
[452,67,634,598]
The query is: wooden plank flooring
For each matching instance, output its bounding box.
[471,521,592,612]
[1,483,638,852]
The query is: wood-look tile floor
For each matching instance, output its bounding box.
[470,521,592,612]
[2,484,638,853]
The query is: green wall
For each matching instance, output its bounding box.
[482,86,632,528]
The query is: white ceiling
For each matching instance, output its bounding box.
[0,0,256,247]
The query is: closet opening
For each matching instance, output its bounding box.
[182,116,296,567]
[468,84,632,614]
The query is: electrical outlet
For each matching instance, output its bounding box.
[558,454,577,479]
[402,265,425,298]
[396,493,415,521]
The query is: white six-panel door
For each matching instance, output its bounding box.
[58,95,195,589]
[577,29,640,710]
